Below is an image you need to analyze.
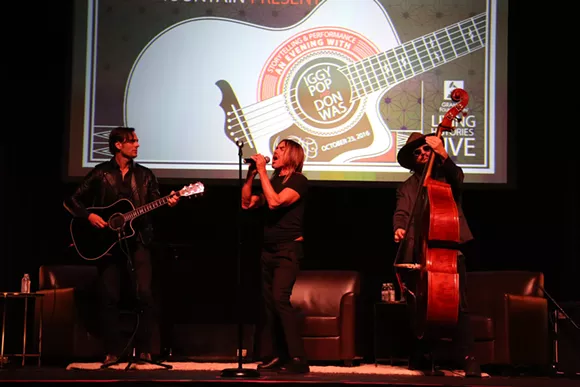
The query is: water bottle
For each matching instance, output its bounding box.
[381,283,389,302]
[381,283,396,302]
[387,283,396,302]
[20,274,31,293]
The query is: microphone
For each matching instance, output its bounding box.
[244,156,270,164]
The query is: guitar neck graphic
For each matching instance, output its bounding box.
[341,13,486,101]
[219,13,486,162]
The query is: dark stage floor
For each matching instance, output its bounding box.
[0,365,578,387]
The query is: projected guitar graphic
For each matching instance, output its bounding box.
[125,0,486,166]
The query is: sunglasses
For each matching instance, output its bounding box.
[413,145,432,156]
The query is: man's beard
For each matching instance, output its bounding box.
[413,157,443,176]
[413,163,426,174]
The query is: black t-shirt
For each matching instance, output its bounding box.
[263,173,308,244]
[111,159,134,200]
[116,170,134,200]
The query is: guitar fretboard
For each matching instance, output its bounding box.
[124,195,173,221]
[340,13,486,101]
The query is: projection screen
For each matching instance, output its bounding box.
[66,0,508,184]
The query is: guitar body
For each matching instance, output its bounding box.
[126,0,400,164]
[414,180,460,339]
[70,199,136,261]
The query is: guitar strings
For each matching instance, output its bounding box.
[345,14,485,101]
[226,14,485,141]
[226,13,485,144]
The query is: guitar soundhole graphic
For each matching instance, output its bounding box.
[284,53,365,138]
[108,213,125,232]
[268,51,373,161]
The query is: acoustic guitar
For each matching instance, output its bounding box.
[70,182,204,261]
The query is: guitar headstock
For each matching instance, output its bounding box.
[179,182,204,198]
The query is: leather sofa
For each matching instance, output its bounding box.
[34,264,161,363]
[468,312,495,366]
[35,265,362,365]
[34,264,547,370]
[34,265,103,361]
[466,271,550,369]
[370,270,548,370]
[290,270,362,365]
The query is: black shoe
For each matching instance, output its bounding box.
[408,353,444,376]
[278,357,310,374]
[101,354,119,367]
[463,356,482,378]
[408,353,432,371]
[257,357,285,371]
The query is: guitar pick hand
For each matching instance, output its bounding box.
[88,213,107,228]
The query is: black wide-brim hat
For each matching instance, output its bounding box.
[397,132,436,170]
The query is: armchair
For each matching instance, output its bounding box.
[34,265,103,361]
[34,264,162,363]
[290,270,361,365]
[466,271,550,368]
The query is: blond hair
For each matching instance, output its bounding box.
[273,139,305,183]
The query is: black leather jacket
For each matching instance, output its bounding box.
[63,158,161,245]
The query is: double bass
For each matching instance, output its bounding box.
[393,88,469,340]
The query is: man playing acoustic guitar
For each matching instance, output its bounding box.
[64,127,180,366]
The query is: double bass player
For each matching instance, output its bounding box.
[392,125,482,377]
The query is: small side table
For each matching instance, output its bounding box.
[0,292,44,367]
[373,301,413,366]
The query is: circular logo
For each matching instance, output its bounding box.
[258,27,381,138]
[283,52,365,137]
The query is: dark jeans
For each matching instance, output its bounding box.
[97,241,155,355]
[407,253,475,367]
[259,241,306,360]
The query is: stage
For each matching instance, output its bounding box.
[0,361,577,386]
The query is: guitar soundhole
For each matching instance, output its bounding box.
[108,213,125,232]
[284,53,365,138]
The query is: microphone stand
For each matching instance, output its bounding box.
[101,227,172,370]
[539,285,579,330]
[537,284,579,376]
[221,140,260,378]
